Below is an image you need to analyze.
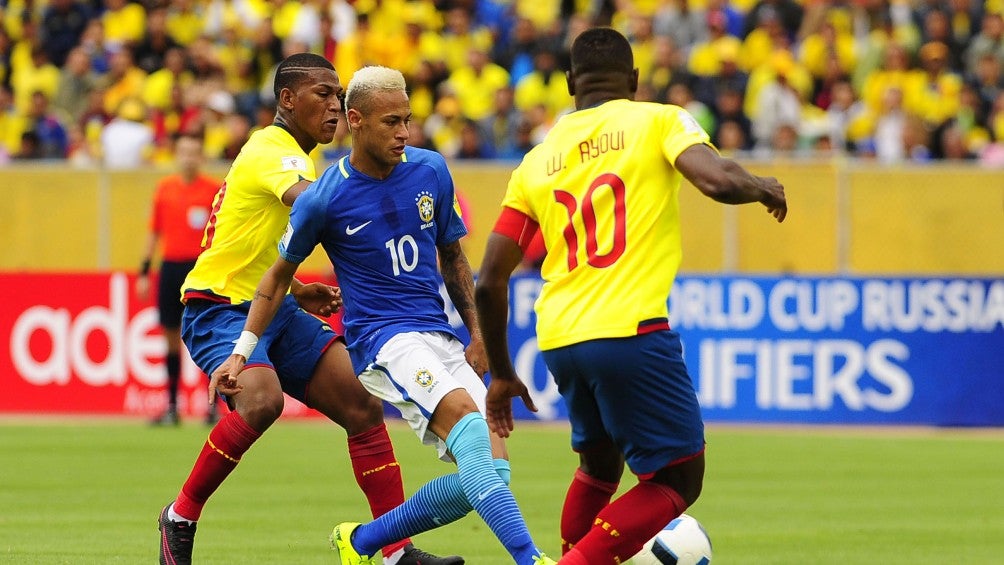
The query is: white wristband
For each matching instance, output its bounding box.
[232,330,259,359]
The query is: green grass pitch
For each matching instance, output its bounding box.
[1,418,1002,564]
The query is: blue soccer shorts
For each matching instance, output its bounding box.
[181,295,340,403]
[541,330,705,477]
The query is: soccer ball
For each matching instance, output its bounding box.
[631,513,712,565]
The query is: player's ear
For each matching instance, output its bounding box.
[278,87,296,111]
[629,68,639,95]
[346,107,362,129]
[565,70,575,97]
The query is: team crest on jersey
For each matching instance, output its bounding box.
[415,368,435,388]
[416,191,435,227]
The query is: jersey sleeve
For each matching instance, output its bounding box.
[431,155,468,244]
[259,150,316,201]
[278,183,325,264]
[499,164,536,220]
[660,105,715,165]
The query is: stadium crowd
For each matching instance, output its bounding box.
[1,0,1003,166]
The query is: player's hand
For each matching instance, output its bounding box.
[135,275,150,301]
[464,337,489,377]
[209,354,246,404]
[486,375,536,438]
[294,283,342,317]
[759,176,787,223]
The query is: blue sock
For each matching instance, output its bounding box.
[494,458,511,485]
[447,413,540,564]
[352,457,516,555]
[352,473,472,556]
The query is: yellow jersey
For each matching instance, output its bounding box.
[501,99,712,350]
[182,125,314,304]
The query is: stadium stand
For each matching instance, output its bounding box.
[0,0,1003,165]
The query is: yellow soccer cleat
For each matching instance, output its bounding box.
[329,522,375,565]
[532,554,557,565]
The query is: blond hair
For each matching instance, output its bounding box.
[345,66,407,112]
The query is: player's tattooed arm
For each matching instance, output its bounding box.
[440,239,489,374]
[254,290,274,301]
[439,240,482,339]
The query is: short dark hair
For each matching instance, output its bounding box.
[570,27,634,76]
[273,53,335,99]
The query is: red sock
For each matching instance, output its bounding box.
[569,481,686,564]
[174,411,261,521]
[560,468,619,555]
[347,423,408,559]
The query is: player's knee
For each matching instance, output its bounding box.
[577,442,624,484]
[649,455,704,508]
[493,458,511,485]
[234,388,284,429]
[339,395,385,436]
[678,476,703,507]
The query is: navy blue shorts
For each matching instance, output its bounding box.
[181,295,340,403]
[541,330,705,477]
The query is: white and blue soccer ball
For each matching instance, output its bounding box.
[631,513,712,565]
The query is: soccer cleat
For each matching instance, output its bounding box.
[158,503,196,565]
[531,555,557,565]
[151,409,180,426]
[397,543,466,565]
[330,522,375,565]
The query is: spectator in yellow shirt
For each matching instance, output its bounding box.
[860,42,912,115]
[11,46,61,116]
[903,41,962,128]
[142,47,194,111]
[0,85,26,160]
[513,46,570,121]
[102,0,147,52]
[798,14,856,81]
[165,0,204,47]
[438,6,493,72]
[739,8,792,72]
[102,48,147,116]
[688,9,743,77]
[447,46,510,121]
[626,13,657,83]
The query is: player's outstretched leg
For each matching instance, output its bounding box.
[158,503,196,565]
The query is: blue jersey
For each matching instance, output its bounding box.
[280,147,468,373]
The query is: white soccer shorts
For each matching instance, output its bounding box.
[358,331,487,461]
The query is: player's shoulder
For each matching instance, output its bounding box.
[617,99,683,120]
[403,146,448,169]
[602,101,696,137]
[239,126,308,162]
[229,127,309,178]
[307,157,353,200]
[402,146,452,183]
[155,173,182,190]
